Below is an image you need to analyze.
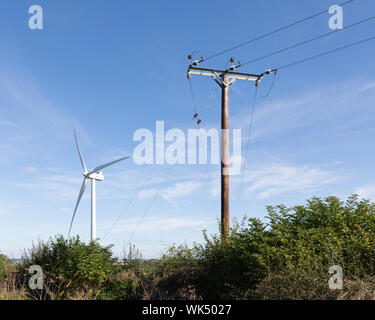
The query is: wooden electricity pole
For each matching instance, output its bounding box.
[187,65,263,240]
[221,73,230,238]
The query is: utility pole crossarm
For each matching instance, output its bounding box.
[187,66,262,87]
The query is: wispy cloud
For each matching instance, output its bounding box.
[239,162,343,199]
[109,216,214,233]
[0,119,17,127]
[8,173,82,202]
[0,71,75,134]
[137,187,158,200]
[161,181,205,200]
[138,180,205,201]
[356,81,375,95]
[0,203,21,217]
[22,166,39,174]
[232,79,375,141]
[354,184,375,201]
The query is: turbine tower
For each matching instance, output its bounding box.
[69,129,130,242]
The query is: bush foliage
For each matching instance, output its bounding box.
[160,195,375,299]
[0,253,9,281]
[22,235,116,297]
[4,194,375,300]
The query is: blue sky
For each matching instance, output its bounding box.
[1,0,375,259]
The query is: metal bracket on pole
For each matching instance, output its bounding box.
[211,71,224,87]
[187,66,263,88]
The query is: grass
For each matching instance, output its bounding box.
[1,195,375,300]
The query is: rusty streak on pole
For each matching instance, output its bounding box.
[221,73,229,240]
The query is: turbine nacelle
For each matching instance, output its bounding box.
[84,172,104,181]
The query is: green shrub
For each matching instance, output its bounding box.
[0,253,9,281]
[252,195,375,299]
[7,194,375,300]
[158,221,267,299]
[21,235,116,298]
[97,271,141,300]
[159,244,199,275]
[194,219,267,299]
[160,195,375,299]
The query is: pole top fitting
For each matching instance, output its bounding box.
[255,77,261,87]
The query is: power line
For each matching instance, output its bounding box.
[188,77,198,114]
[197,0,355,64]
[235,15,375,69]
[196,123,219,219]
[111,75,215,247]
[236,72,276,214]
[237,85,258,216]
[101,165,159,240]
[273,34,375,71]
[189,75,220,218]
[204,163,218,217]
[96,118,203,298]
[258,70,277,98]
[123,164,174,250]
[123,124,202,247]
[102,73,214,254]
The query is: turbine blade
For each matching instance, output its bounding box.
[74,129,87,173]
[68,177,87,237]
[87,156,130,175]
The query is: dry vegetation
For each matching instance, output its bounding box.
[1,195,375,300]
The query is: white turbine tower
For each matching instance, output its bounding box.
[69,130,130,242]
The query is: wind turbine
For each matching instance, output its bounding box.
[69,129,130,242]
